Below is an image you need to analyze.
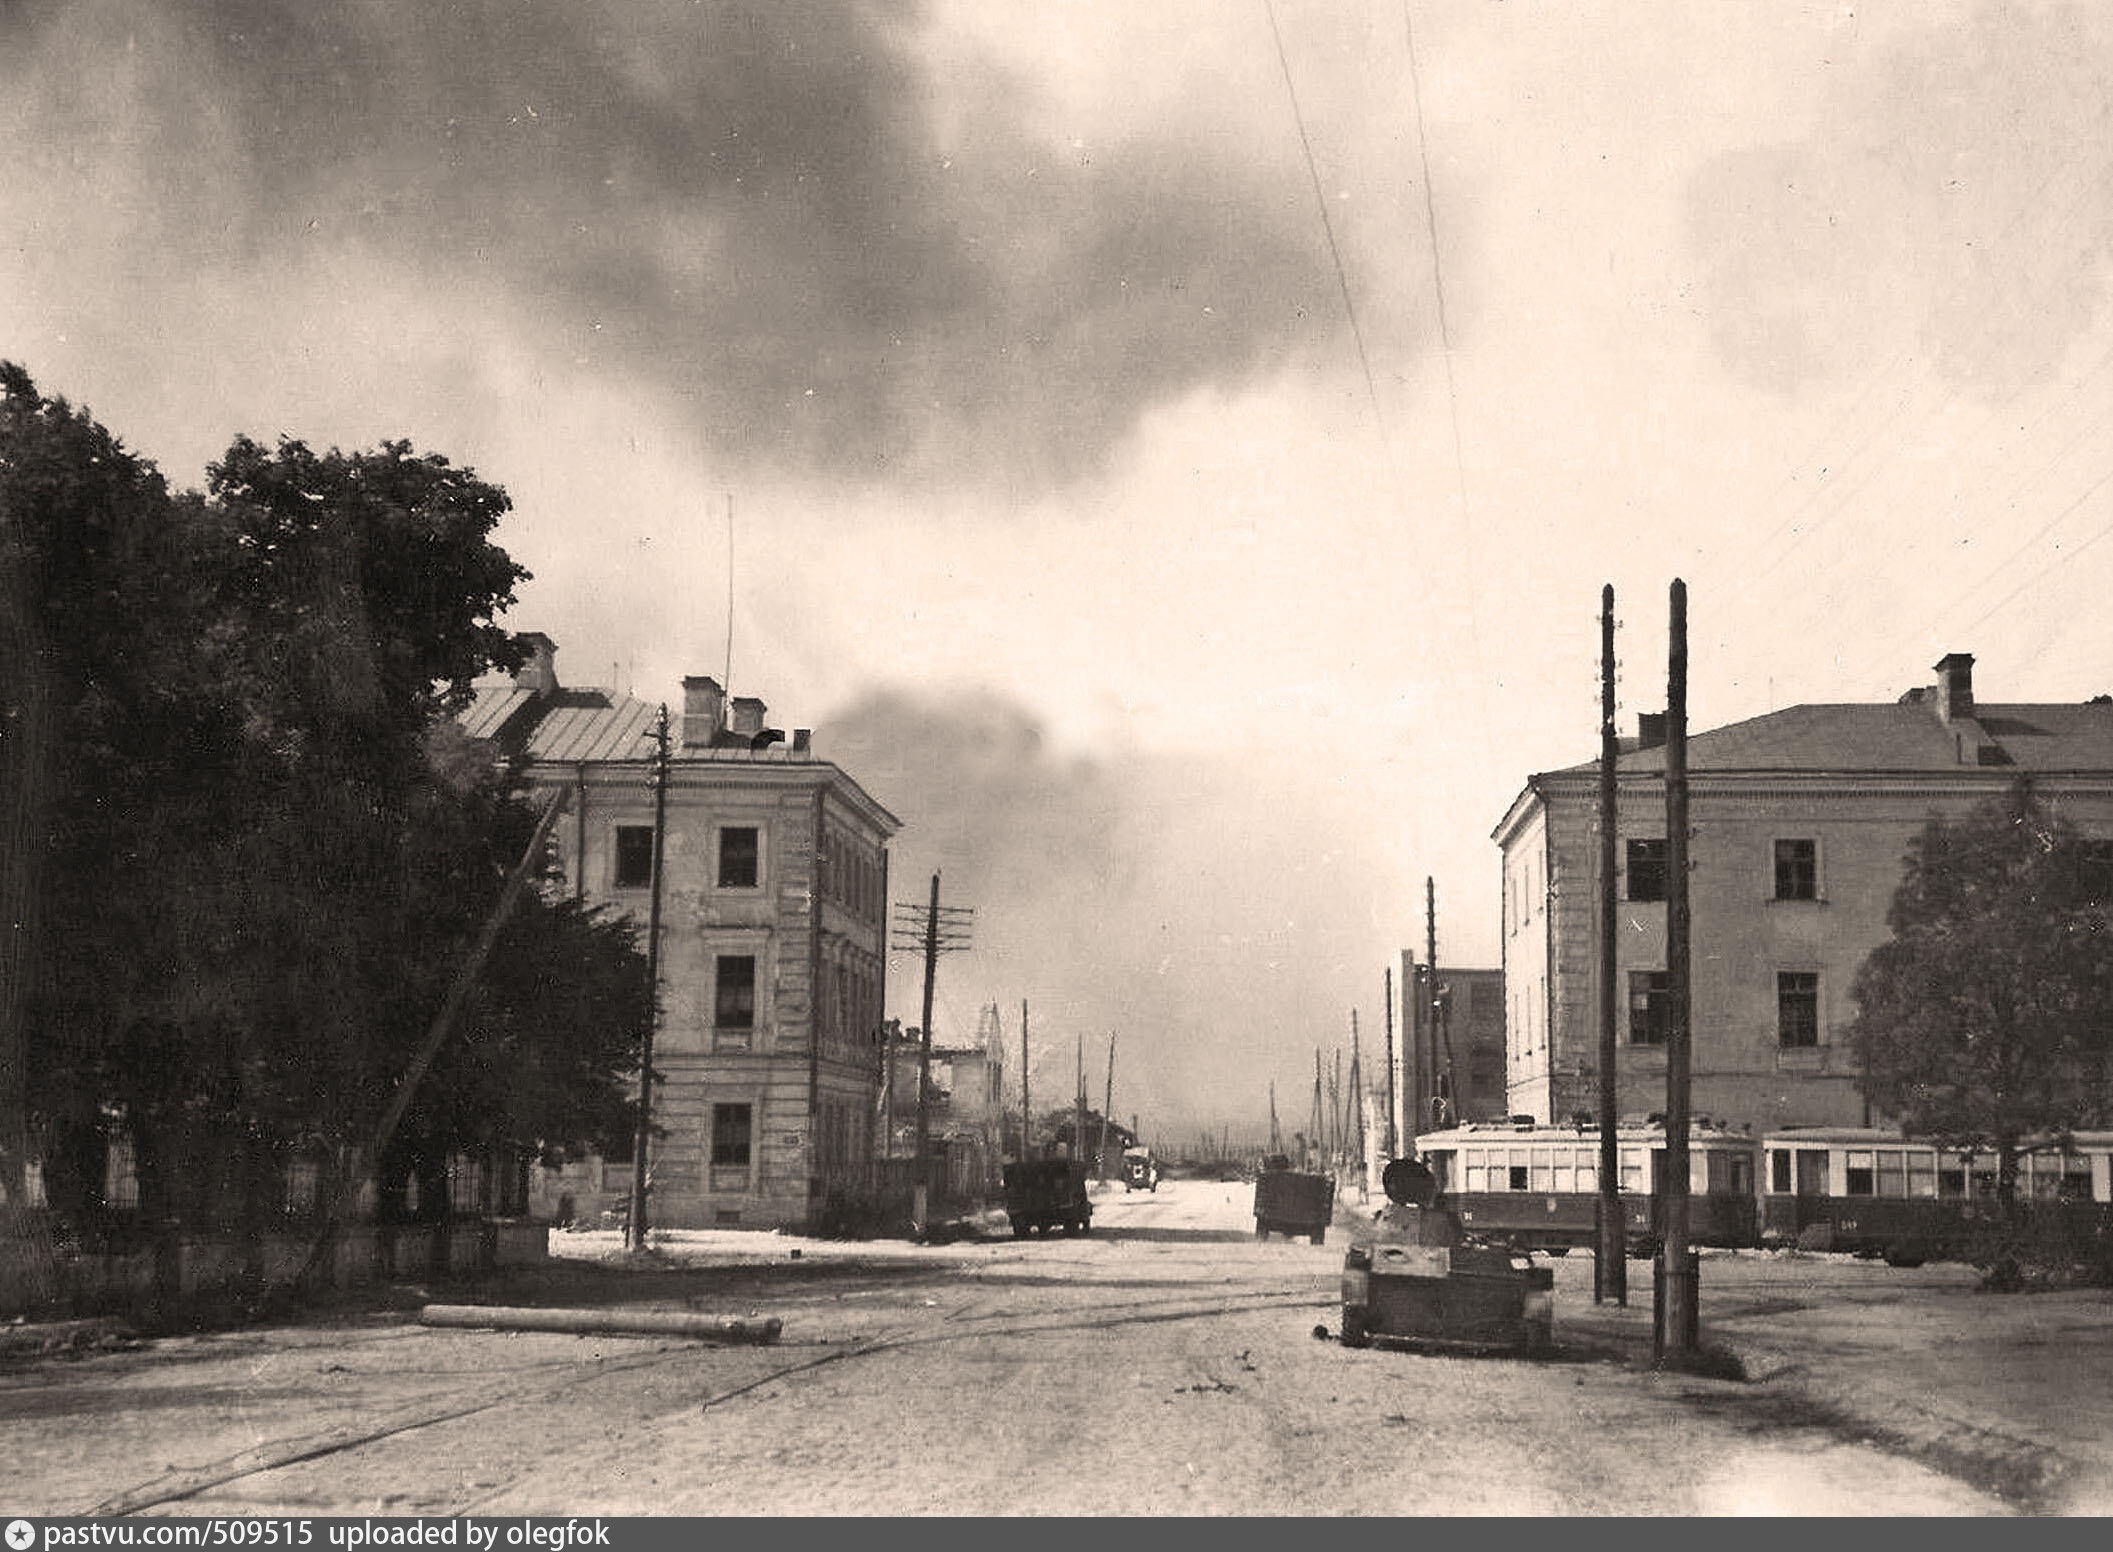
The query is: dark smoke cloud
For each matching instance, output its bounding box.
[1683,3,2113,399]
[814,685,1397,1137]
[5,0,1341,491]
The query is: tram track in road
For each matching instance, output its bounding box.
[75,1280,1334,1518]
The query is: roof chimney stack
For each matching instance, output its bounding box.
[682,676,725,748]
[512,632,560,697]
[1636,712,1667,750]
[1933,653,1975,724]
[730,696,767,738]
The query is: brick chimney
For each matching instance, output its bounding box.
[682,676,725,748]
[1933,653,1975,724]
[1635,712,1667,750]
[512,632,560,696]
[730,696,767,738]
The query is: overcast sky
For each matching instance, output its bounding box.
[11,1,2113,1145]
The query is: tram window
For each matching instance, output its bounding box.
[1509,1164,1529,1191]
[1464,1159,1487,1192]
[1844,1151,1874,1195]
[2061,1161,2092,1202]
[2029,1160,2060,1200]
[1795,1150,1829,1198]
[1577,1161,1598,1193]
[1553,1158,1574,1193]
[1769,1150,1791,1193]
[1621,1154,1645,1193]
[1938,1164,1965,1197]
[1876,1152,1907,1197]
[1531,1149,1553,1191]
[1706,1151,1749,1195]
[1908,1154,1937,1198]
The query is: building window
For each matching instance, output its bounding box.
[711,1103,752,1167]
[1628,970,1668,1045]
[1774,838,1817,900]
[1626,838,1668,902]
[1778,971,1820,1047]
[718,826,759,889]
[715,955,757,1029]
[614,825,655,889]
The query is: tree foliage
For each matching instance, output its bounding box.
[0,363,647,1247]
[1850,778,2113,1205]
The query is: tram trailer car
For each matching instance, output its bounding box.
[1760,1127,2113,1266]
[1413,1120,1760,1257]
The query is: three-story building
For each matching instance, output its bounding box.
[1494,653,2113,1134]
[463,634,900,1230]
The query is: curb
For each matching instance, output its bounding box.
[0,1316,132,1357]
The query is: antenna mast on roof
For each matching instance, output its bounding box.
[722,492,735,725]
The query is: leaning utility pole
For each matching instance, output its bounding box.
[300,785,572,1290]
[627,705,672,1252]
[1597,584,1627,1303]
[890,873,972,1234]
[1659,578,1698,1361]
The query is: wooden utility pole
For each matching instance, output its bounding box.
[1597,585,1627,1303]
[1072,1033,1086,1166]
[1309,1050,1325,1173]
[1098,1031,1117,1180]
[1020,999,1030,1161]
[891,874,971,1234]
[915,872,940,1228]
[626,705,672,1250]
[1382,967,1397,1159]
[1659,578,1698,1360]
[1349,1011,1365,1195]
[1425,879,1451,1126]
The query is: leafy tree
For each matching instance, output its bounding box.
[1,364,647,1283]
[1850,778,2113,1269]
[0,363,210,1253]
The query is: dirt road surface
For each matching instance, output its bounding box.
[6,1179,2098,1516]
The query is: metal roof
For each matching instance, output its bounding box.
[1555,700,2113,778]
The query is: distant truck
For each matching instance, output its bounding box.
[1253,1155,1334,1245]
[1004,1158,1093,1237]
[1121,1146,1159,1192]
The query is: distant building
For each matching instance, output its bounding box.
[878,1002,1010,1201]
[1493,652,2113,1135]
[460,634,900,1230]
[1401,956,1507,1138]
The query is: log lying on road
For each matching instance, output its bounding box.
[419,1305,783,1343]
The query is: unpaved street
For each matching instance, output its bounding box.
[6,1181,2024,1515]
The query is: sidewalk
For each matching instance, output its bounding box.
[1548,1248,2113,1514]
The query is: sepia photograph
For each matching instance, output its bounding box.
[5,0,2113,1520]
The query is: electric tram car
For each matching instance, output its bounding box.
[1758,1127,2113,1266]
[1410,1120,2113,1267]
[1411,1120,1760,1256]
